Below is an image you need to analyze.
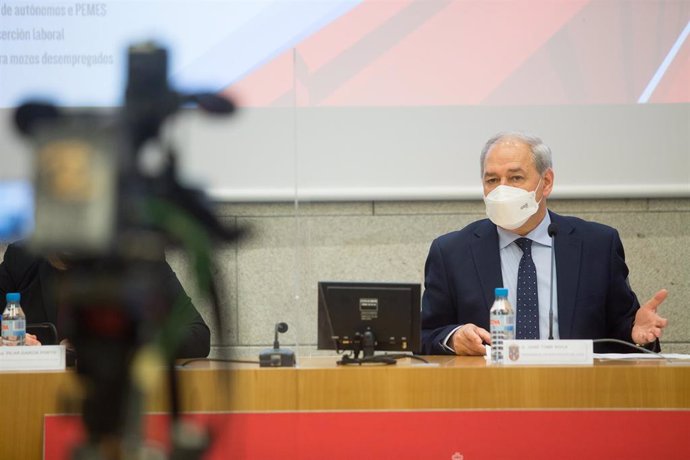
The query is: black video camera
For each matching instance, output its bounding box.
[12,42,241,458]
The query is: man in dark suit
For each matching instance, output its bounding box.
[0,242,211,358]
[421,132,668,355]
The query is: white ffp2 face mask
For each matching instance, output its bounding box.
[483,179,542,230]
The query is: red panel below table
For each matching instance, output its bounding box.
[45,410,690,460]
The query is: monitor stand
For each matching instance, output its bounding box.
[336,328,397,365]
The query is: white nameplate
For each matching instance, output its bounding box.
[500,340,593,365]
[0,345,66,371]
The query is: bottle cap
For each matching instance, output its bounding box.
[6,292,20,303]
[494,287,508,297]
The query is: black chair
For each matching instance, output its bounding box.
[27,322,59,345]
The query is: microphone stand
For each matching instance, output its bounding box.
[547,223,558,340]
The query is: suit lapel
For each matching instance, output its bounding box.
[550,212,582,339]
[470,221,503,310]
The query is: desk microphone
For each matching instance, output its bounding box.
[273,322,288,349]
[259,322,296,367]
[547,223,558,340]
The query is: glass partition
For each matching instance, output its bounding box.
[1,0,688,362]
[287,0,690,359]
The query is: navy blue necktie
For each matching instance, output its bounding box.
[515,238,540,339]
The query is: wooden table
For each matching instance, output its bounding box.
[3,356,689,459]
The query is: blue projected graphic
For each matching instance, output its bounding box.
[0,1,360,107]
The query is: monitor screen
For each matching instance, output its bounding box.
[317,281,421,356]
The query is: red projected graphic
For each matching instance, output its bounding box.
[226,0,690,107]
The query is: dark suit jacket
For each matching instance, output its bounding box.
[0,243,211,359]
[421,211,645,354]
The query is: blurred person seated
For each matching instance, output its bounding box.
[0,242,210,358]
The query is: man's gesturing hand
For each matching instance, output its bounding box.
[632,289,669,345]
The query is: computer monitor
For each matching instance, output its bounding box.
[317,281,421,359]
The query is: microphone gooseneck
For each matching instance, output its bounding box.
[274,322,288,349]
[547,223,558,340]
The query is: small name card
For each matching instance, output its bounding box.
[498,340,593,365]
[0,345,66,371]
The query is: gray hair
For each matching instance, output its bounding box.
[480,131,552,177]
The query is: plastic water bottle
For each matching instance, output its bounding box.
[2,292,26,346]
[489,287,514,364]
